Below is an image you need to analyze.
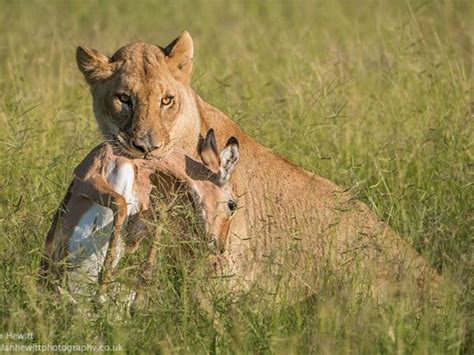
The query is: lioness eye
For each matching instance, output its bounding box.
[161,95,174,106]
[227,200,237,213]
[118,93,131,104]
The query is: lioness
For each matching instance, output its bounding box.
[75,32,440,297]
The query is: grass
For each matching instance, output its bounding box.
[0,0,472,353]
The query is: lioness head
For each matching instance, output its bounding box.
[76,32,197,158]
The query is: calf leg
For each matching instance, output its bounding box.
[72,175,128,297]
[124,210,153,254]
[39,183,74,284]
[98,196,127,296]
[133,200,170,306]
[141,226,162,285]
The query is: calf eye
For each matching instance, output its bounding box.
[227,200,237,213]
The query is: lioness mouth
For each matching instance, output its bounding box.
[114,133,171,160]
[115,133,146,159]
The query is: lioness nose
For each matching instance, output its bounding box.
[132,133,162,153]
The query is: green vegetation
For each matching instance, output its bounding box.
[0,0,471,353]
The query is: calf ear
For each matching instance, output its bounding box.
[76,47,114,85]
[163,31,194,84]
[198,129,220,172]
[218,137,240,184]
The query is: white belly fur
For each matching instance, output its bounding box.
[67,162,139,294]
[107,161,140,215]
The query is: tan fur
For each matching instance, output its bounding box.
[76,32,200,159]
[40,143,153,294]
[77,33,440,297]
[41,135,240,296]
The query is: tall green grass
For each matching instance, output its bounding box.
[0,0,471,353]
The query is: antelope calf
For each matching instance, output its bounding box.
[40,129,240,298]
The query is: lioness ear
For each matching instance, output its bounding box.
[163,31,194,84]
[76,46,113,85]
[218,137,240,184]
[198,129,220,172]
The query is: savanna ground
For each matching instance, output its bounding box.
[0,0,472,353]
